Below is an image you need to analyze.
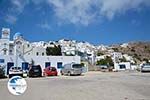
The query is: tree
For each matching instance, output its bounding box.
[46,45,62,56]
[96,56,114,67]
[105,56,114,66]
[112,48,119,52]
[96,59,108,65]
[131,48,135,52]
[134,53,141,61]
[143,58,149,63]
[119,56,127,62]
[80,63,85,67]
[97,52,104,56]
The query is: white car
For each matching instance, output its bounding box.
[141,64,150,72]
[9,67,23,78]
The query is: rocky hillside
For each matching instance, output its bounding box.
[111,41,150,63]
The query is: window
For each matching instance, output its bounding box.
[9,50,13,55]
[0,59,4,63]
[42,52,44,56]
[57,62,63,69]
[4,43,7,46]
[4,49,7,55]
[72,64,82,68]
[27,44,30,47]
[9,50,12,53]
[119,64,126,69]
[28,53,30,55]
[45,62,51,68]
[7,62,14,75]
[9,50,12,54]
[36,52,39,56]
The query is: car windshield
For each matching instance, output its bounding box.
[18,67,21,70]
[11,67,21,70]
[32,65,41,70]
[32,66,39,68]
[51,67,56,71]
[143,65,150,68]
[72,64,82,68]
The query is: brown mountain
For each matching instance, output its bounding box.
[112,41,150,63]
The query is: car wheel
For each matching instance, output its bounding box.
[29,75,32,78]
[78,73,81,76]
[61,71,64,75]
[21,74,23,77]
[68,71,71,76]
[9,75,12,78]
[44,73,47,77]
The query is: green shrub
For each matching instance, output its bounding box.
[96,56,114,67]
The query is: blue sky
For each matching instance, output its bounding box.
[0,0,150,45]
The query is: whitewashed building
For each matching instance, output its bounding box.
[0,28,80,75]
[114,62,131,71]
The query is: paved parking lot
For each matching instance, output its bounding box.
[0,72,150,100]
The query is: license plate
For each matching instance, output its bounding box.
[34,70,39,72]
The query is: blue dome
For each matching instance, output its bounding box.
[13,32,23,40]
[14,32,23,37]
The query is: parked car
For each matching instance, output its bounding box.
[61,63,83,76]
[141,63,150,72]
[29,65,42,77]
[99,65,108,72]
[9,66,23,78]
[43,67,57,76]
[23,70,28,77]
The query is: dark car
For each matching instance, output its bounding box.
[29,65,42,77]
[43,67,57,76]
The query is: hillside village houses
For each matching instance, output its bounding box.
[0,28,138,75]
[58,39,96,64]
[56,39,137,71]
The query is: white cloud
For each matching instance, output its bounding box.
[11,0,29,13]
[5,15,17,24]
[37,22,51,30]
[48,0,95,26]
[48,0,150,25]
[4,0,29,24]
[31,0,44,5]
[99,0,148,19]
[4,0,150,25]
[131,19,140,26]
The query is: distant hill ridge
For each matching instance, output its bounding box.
[111,41,150,63]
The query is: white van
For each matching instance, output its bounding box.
[61,63,82,76]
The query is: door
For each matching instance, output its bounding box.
[45,62,51,68]
[119,64,126,69]
[7,62,14,75]
[22,62,29,71]
[57,62,63,69]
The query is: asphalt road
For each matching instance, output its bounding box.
[0,72,150,100]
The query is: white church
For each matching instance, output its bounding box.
[0,28,80,75]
